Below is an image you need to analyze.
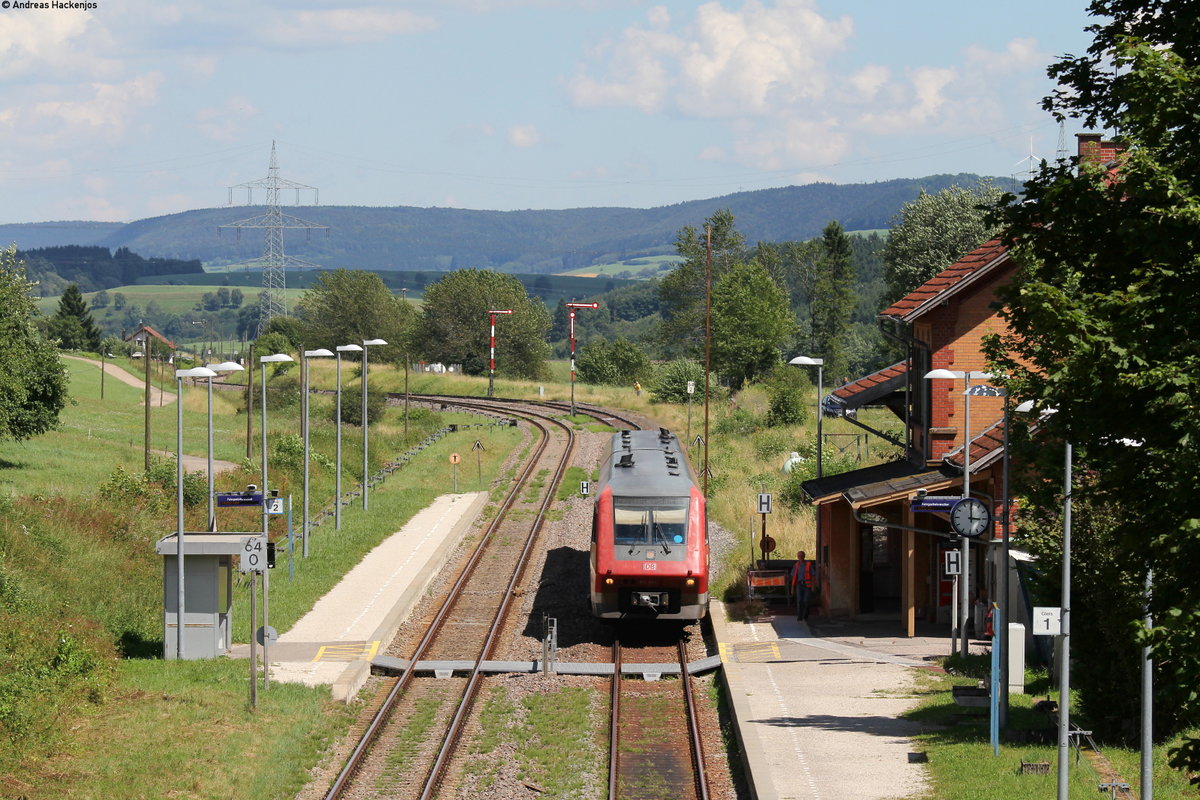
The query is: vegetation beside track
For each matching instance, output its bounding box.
[905,656,1198,799]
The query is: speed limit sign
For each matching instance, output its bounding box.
[239,536,268,573]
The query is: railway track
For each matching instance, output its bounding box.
[610,640,710,800]
[320,395,640,800]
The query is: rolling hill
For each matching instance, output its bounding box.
[1,174,998,275]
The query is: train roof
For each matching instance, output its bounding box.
[599,428,699,497]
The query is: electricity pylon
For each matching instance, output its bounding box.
[222,141,326,333]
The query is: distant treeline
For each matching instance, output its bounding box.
[20,245,203,297]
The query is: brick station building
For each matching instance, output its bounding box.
[801,133,1122,638]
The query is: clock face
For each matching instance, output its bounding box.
[950,498,991,538]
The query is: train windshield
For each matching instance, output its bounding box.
[613,497,690,549]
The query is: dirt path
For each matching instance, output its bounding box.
[64,354,176,405]
[64,355,240,476]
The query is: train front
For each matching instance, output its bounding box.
[590,430,709,620]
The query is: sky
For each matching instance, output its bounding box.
[0,0,1103,224]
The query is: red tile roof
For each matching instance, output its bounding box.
[827,361,907,411]
[944,417,1007,473]
[878,237,1010,322]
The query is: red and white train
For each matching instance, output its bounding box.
[589,428,709,620]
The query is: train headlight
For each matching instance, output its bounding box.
[605,577,614,585]
[685,578,696,587]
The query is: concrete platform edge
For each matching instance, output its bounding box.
[330,491,489,703]
[710,600,769,800]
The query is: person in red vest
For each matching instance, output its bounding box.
[791,550,816,621]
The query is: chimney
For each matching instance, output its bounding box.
[1076,133,1123,169]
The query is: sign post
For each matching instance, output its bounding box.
[686,380,696,445]
[450,452,461,492]
[757,493,773,565]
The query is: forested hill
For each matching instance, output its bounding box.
[1,174,998,274]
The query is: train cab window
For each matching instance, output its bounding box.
[613,497,690,548]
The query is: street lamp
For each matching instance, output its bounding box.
[924,368,991,657]
[173,365,217,660]
[486,309,513,398]
[302,349,334,555]
[204,360,244,531]
[360,338,387,511]
[788,356,824,479]
[566,302,599,415]
[334,344,362,529]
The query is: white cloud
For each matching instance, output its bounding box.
[195,95,259,142]
[508,124,542,148]
[964,37,1044,73]
[0,14,91,76]
[569,0,854,118]
[30,74,163,140]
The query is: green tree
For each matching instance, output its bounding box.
[229,287,244,308]
[985,0,1200,773]
[111,292,126,311]
[0,245,68,441]
[90,289,109,310]
[48,283,101,351]
[710,261,793,390]
[881,183,1003,305]
[658,209,745,359]
[416,269,551,379]
[295,269,417,365]
[809,221,856,381]
[576,338,651,386]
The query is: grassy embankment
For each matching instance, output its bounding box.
[0,355,522,798]
[903,655,1197,799]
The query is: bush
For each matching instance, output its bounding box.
[271,433,304,472]
[714,407,762,435]
[751,429,793,461]
[142,457,207,508]
[650,360,722,404]
[331,390,386,426]
[762,363,811,427]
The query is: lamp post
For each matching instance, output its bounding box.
[566,302,599,415]
[360,338,387,511]
[172,366,216,660]
[401,288,410,443]
[486,309,513,397]
[204,361,244,531]
[334,344,362,529]
[925,368,991,657]
[302,349,334,555]
[788,356,825,479]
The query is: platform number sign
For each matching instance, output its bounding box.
[1032,606,1062,636]
[757,493,773,514]
[240,536,268,573]
[266,497,285,515]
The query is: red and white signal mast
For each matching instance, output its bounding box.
[566,301,599,414]
[486,309,513,397]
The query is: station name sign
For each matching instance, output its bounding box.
[910,495,960,513]
[217,492,263,508]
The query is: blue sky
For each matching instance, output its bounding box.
[0,0,1101,224]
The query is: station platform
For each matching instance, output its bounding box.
[711,604,978,800]
[231,491,488,701]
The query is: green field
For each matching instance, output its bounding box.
[558,254,680,279]
[35,285,306,319]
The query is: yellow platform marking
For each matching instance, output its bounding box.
[718,641,782,663]
[312,641,380,662]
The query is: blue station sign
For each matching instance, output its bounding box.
[910,495,961,513]
[216,492,264,508]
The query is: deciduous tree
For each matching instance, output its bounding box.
[658,209,745,359]
[882,183,1002,305]
[0,245,68,441]
[416,269,551,379]
[295,269,417,365]
[986,0,1200,773]
[710,261,793,390]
